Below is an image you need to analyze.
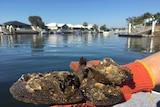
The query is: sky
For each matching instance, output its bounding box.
[1,0,160,28]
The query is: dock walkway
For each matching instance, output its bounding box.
[118,26,152,37]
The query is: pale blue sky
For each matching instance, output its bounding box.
[1,0,159,28]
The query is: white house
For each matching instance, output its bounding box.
[45,22,94,30]
[66,24,74,29]
[57,23,65,29]
[46,23,57,30]
[73,24,84,29]
[87,24,94,30]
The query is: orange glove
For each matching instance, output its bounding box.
[50,60,155,107]
[70,60,100,72]
[119,60,155,101]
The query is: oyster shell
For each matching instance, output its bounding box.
[10,71,83,104]
[87,57,132,85]
[10,57,133,106]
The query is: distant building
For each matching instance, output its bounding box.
[45,22,94,31]
[62,24,70,30]
[46,23,57,30]
[57,23,65,29]
[87,24,94,30]
[144,18,158,26]
[3,21,39,34]
[4,21,31,29]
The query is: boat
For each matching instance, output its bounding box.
[56,29,62,34]
[61,29,75,34]
[101,30,110,36]
[15,29,39,34]
[103,31,109,35]
[40,29,49,34]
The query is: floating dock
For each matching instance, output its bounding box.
[119,20,156,38]
[118,34,150,37]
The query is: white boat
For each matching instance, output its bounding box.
[102,30,110,36]
[40,29,48,34]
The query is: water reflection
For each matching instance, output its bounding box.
[31,34,45,55]
[1,34,160,54]
[126,36,160,53]
[0,33,111,58]
[31,34,45,49]
[47,33,106,47]
[0,34,105,47]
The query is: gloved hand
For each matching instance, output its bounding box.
[50,60,155,107]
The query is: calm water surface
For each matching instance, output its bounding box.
[1,33,160,107]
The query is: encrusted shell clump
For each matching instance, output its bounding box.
[10,71,83,104]
[10,57,133,106]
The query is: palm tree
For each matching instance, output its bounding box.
[83,22,88,28]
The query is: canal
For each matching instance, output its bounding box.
[0,33,160,107]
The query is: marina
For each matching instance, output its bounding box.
[0,21,113,35]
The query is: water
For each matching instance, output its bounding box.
[0,33,160,107]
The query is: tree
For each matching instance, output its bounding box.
[83,22,88,28]
[28,16,45,28]
[100,25,107,31]
[92,24,98,30]
[154,12,160,25]
[126,17,133,24]
[126,12,153,26]
[143,12,153,19]
[126,17,137,25]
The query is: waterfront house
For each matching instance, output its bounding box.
[45,22,99,34]
[4,21,31,30]
[4,21,39,34]
[57,23,65,29]
[61,24,75,34]
[46,23,57,30]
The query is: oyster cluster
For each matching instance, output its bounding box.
[10,57,133,106]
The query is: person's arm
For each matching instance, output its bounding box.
[141,52,160,85]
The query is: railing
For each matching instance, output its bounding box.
[132,26,152,35]
[2,28,10,34]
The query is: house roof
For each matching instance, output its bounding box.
[46,23,57,26]
[66,24,73,27]
[73,24,84,28]
[57,23,65,27]
[4,21,30,26]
